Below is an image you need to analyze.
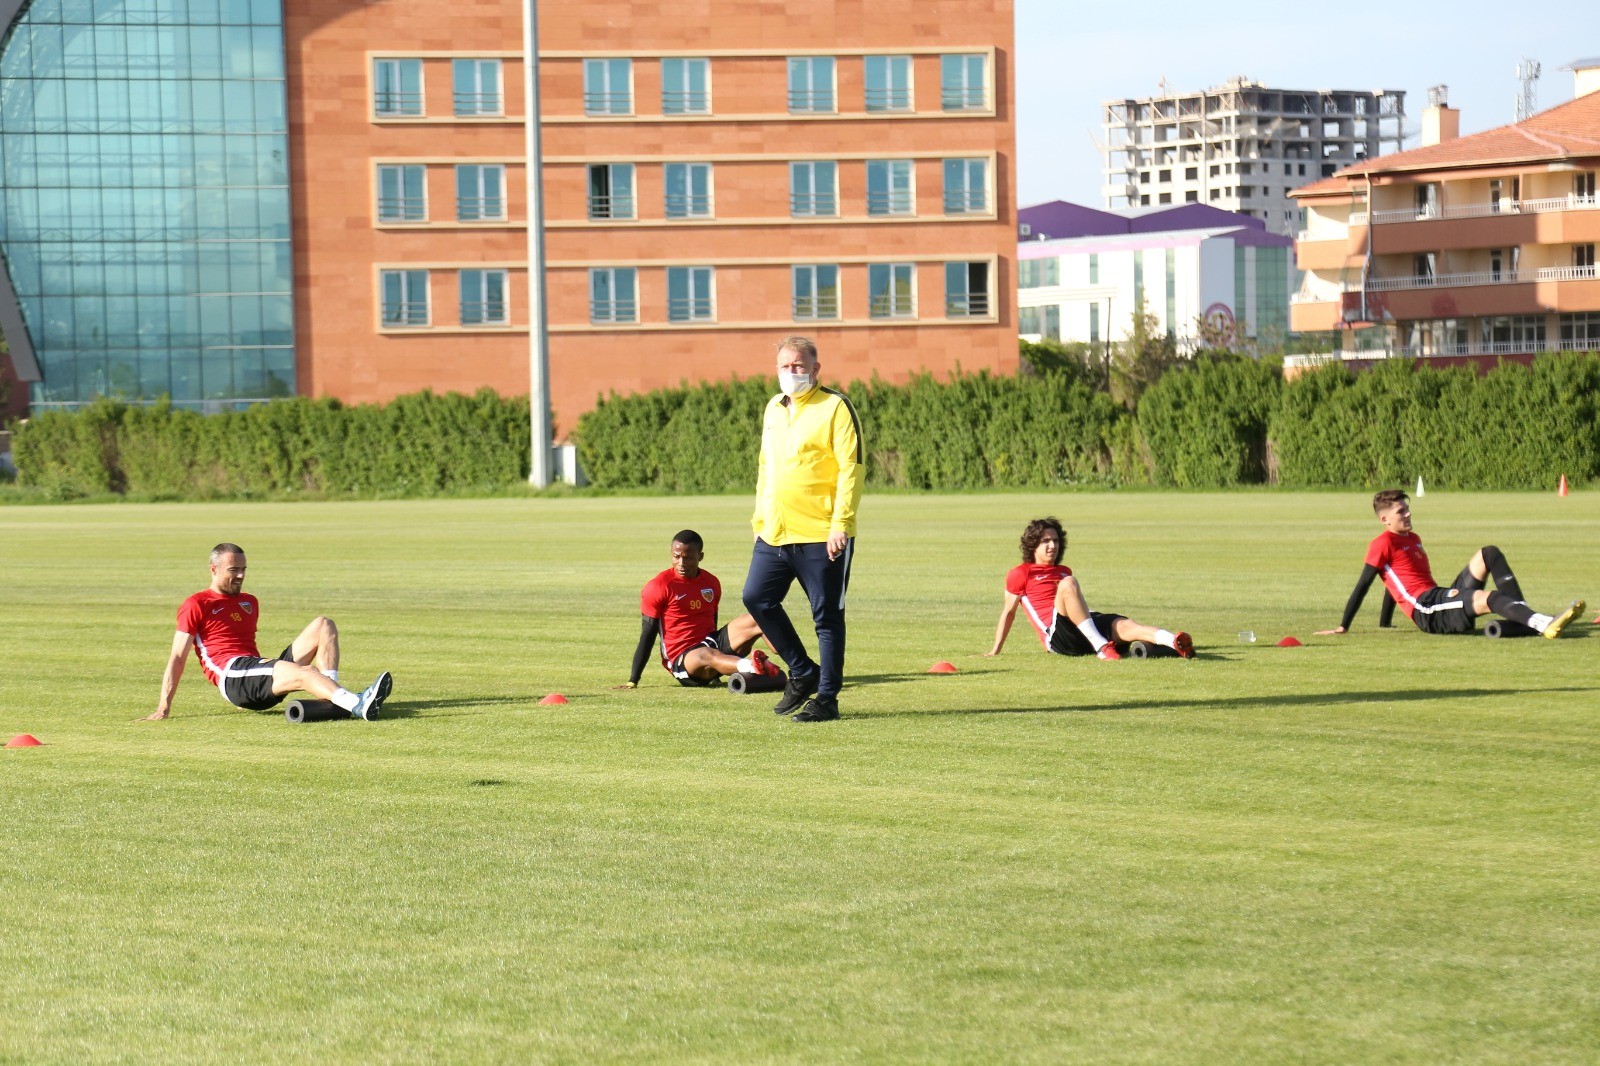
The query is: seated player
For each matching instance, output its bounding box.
[986,516,1195,660]
[619,530,783,688]
[1316,489,1583,639]
[146,542,392,721]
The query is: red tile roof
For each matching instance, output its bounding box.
[1294,91,1600,197]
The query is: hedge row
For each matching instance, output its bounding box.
[10,354,1599,498]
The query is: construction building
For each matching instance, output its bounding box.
[0,0,1017,437]
[1102,78,1405,237]
[1288,67,1600,374]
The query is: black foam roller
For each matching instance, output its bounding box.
[727,670,788,695]
[1484,619,1537,639]
[1127,640,1177,659]
[285,698,345,723]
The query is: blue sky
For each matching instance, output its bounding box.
[1015,1,1599,208]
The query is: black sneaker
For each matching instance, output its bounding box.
[772,674,818,716]
[792,696,839,723]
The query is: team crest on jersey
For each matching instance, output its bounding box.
[241,602,253,614]
[701,588,715,602]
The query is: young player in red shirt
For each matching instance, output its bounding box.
[619,530,782,688]
[986,516,1195,660]
[146,543,392,720]
[1317,489,1584,638]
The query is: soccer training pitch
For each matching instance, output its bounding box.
[2,492,1596,1063]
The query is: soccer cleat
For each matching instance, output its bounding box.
[792,695,840,723]
[772,674,818,716]
[1096,643,1123,661]
[1543,600,1585,640]
[353,671,393,720]
[1173,632,1195,659]
[751,649,783,678]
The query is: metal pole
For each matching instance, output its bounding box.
[523,0,553,486]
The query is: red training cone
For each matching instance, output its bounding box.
[538,693,569,705]
[1558,474,1569,497]
[927,661,958,674]
[1276,636,1303,648]
[5,734,43,747]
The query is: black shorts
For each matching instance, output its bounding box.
[219,643,294,710]
[1047,612,1127,656]
[667,625,736,687]
[1410,577,1477,635]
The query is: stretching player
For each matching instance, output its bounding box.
[146,543,392,720]
[1316,489,1584,639]
[619,530,783,688]
[986,517,1195,660]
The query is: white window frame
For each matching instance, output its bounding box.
[456,164,505,222]
[380,269,429,327]
[865,159,914,216]
[589,267,637,324]
[664,162,713,219]
[376,164,426,222]
[666,266,715,322]
[459,268,508,326]
[452,58,502,116]
[940,53,987,112]
[661,57,711,115]
[790,161,838,218]
[943,158,989,215]
[945,261,991,318]
[587,163,636,221]
[868,262,915,319]
[792,264,840,321]
[584,58,633,116]
[373,58,423,117]
[787,56,836,114]
[864,55,912,112]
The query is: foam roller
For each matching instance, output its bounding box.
[285,698,345,723]
[1484,619,1537,639]
[727,670,788,695]
[1127,640,1177,659]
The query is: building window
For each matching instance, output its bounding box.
[381,269,428,326]
[373,58,423,117]
[866,159,913,215]
[1165,247,1176,336]
[662,58,710,114]
[664,162,712,218]
[1019,305,1041,335]
[1044,305,1060,341]
[1088,253,1098,284]
[584,58,632,115]
[1577,172,1598,201]
[940,53,987,111]
[456,165,505,221]
[667,266,715,322]
[943,158,988,214]
[1018,258,1058,289]
[1559,311,1600,348]
[588,163,635,220]
[946,261,990,317]
[377,164,425,222]
[792,265,840,320]
[589,267,637,323]
[790,161,838,217]
[787,56,835,113]
[460,269,507,326]
[1576,244,1597,272]
[1089,302,1100,342]
[864,55,912,112]
[869,263,915,318]
[453,59,501,116]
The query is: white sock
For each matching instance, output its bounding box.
[1153,629,1177,649]
[1075,618,1109,651]
[1528,612,1553,633]
[735,657,754,673]
[331,688,360,712]
[323,669,339,683]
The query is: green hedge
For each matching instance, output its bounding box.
[11,390,530,500]
[1137,356,1281,487]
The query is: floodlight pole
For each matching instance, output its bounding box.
[523,0,553,487]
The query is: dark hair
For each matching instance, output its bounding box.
[1019,517,1065,562]
[210,542,245,563]
[671,529,704,550]
[1372,489,1408,515]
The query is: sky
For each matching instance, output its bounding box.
[1015,0,1600,209]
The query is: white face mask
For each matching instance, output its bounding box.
[778,370,815,398]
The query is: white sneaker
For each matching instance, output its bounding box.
[353,671,393,720]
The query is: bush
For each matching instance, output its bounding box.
[1138,356,1281,487]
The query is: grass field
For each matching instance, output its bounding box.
[2,491,1597,1063]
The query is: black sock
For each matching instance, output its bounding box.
[1487,589,1536,627]
[1481,545,1525,602]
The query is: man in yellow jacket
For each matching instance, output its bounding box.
[743,336,863,723]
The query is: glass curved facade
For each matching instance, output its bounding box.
[0,0,293,409]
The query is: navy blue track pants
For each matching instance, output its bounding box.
[742,537,853,699]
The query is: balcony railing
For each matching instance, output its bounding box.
[1286,337,1600,368]
[1293,264,1598,301]
[1363,194,1600,225]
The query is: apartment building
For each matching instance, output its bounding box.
[1102,78,1405,237]
[0,0,1016,434]
[1289,70,1600,372]
[1017,201,1292,349]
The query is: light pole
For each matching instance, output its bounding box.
[523,0,552,486]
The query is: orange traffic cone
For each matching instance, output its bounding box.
[1558,474,1569,497]
[539,693,569,705]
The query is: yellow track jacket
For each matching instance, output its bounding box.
[751,385,863,544]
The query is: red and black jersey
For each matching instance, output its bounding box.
[1364,530,1438,620]
[640,568,722,661]
[1005,563,1072,646]
[177,589,262,687]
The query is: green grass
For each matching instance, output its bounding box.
[2,492,1597,1064]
